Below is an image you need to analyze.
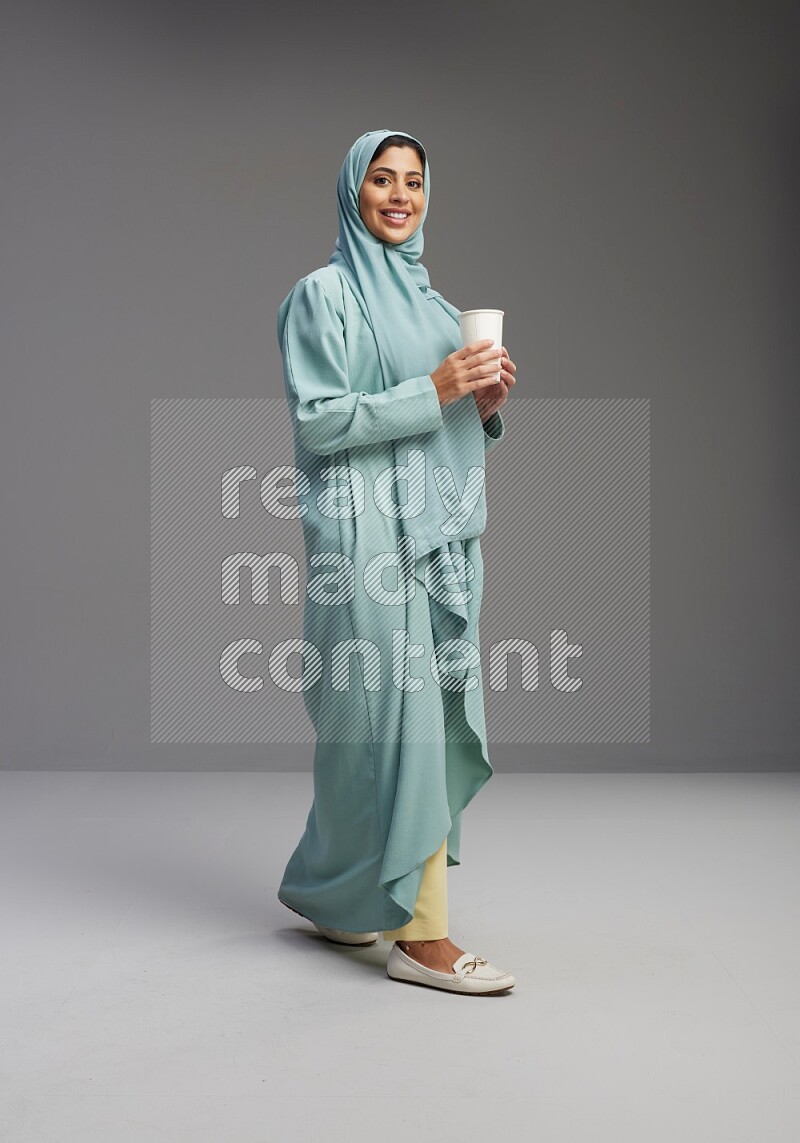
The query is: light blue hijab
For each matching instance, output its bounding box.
[327,129,487,560]
[328,128,453,395]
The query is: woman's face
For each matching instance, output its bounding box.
[358,145,425,245]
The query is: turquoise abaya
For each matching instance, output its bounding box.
[276,130,507,932]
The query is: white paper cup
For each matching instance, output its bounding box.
[459,309,504,381]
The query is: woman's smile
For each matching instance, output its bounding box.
[379,209,412,229]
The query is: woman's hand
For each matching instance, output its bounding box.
[473,346,516,424]
[429,339,505,408]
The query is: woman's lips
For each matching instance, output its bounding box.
[380,212,410,226]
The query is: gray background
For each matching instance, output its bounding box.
[2,0,797,771]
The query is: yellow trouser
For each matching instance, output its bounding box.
[382,836,448,941]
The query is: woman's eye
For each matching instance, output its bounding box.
[374,177,423,190]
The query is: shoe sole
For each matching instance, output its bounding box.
[387,972,515,996]
[278,896,378,946]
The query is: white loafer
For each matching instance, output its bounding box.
[313,921,378,946]
[279,896,378,945]
[386,942,516,995]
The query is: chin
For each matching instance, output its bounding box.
[378,225,418,244]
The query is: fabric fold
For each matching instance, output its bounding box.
[375,536,493,928]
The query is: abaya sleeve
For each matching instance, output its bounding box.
[280,275,445,457]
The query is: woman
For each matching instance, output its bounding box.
[276,129,518,995]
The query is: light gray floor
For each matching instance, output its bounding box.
[1,771,799,1142]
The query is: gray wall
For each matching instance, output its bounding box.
[2,0,797,770]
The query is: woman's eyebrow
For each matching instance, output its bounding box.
[369,166,424,178]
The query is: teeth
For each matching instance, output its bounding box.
[383,212,408,219]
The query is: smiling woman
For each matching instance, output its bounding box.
[275,129,518,995]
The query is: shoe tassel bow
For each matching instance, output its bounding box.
[453,954,488,982]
